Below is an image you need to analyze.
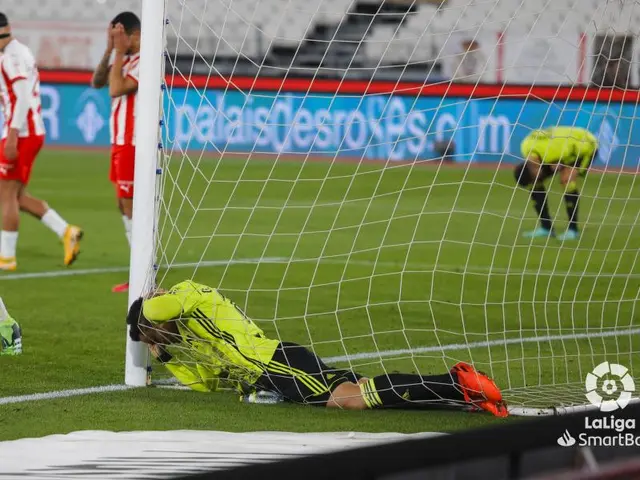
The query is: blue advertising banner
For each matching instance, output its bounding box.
[5,82,637,168]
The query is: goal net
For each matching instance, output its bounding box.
[127,0,640,415]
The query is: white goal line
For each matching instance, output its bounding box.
[0,257,288,281]
[1,327,637,407]
[0,385,134,406]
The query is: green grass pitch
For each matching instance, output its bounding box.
[0,149,638,441]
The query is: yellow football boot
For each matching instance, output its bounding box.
[63,226,84,266]
[0,257,17,272]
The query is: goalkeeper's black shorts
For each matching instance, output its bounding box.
[254,342,363,406]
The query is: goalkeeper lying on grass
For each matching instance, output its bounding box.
[127,280,508,417]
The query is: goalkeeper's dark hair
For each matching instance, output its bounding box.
[126,297,144,341]
[111,11,141,34]
[0,13,9,28]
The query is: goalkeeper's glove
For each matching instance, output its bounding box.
[0,316,22,356]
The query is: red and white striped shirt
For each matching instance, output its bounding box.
[110,53,140,146]
[0,39,46,139]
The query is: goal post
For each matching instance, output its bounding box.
[126,0,640,414]
[124,0,167,387]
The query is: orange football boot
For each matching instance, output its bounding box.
[451,362,508,417]
[112,282,129,293]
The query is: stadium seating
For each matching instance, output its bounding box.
[363,5,439,65]
[6,0,138,22]
[4,0,640,71]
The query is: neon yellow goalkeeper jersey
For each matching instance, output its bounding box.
[142,280,279,392]
[521,127,598,169]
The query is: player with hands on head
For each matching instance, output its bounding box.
[91,12,141,293]
[515,126,598,241]
[0,12,83,272]
[127,280,508,417]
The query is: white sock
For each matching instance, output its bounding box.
[0,231,18,259]
[122,215,132,246]
[41,209,69,239]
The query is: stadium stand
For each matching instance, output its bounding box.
[6,0,137,22]
[4,0,640,80]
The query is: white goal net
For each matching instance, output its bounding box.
[128,0,640,414]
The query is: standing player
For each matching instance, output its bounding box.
[91,12,141,293]
[0,13,82,271]
[515,126,598,240]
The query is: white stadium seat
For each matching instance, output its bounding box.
[4,0,640,62]
[364,25,396,64]
[404,4,438,36]
[7,0,140,22]
[315,0,355,25]
[362,2,441,66]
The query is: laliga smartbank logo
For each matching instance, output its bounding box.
[585,362,635,411]
[557,362,638,448]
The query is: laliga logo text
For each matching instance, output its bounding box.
[585,361,635,412]
[558,362,638,448]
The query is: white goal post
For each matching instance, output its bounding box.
[124,0,165,387]
[125,0,640,416]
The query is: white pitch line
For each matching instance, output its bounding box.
[323,327,640,364]
[2,328,638,406]
[290,258,640,279]
[1,257,636,281]
[0,257,287,281]
[0,384,135,406]
[0,266,130,281]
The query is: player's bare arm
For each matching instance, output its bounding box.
[3,127,18,162]
[3,77,31,162]
[558,163,577,184]
[109,24,138,98]
[90,25,114,89]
